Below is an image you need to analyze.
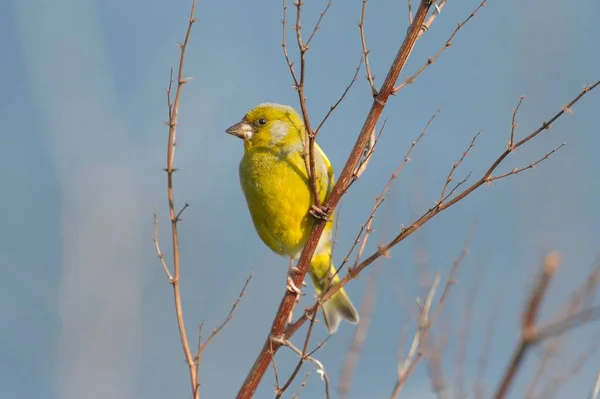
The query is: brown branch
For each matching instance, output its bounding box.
[313,81,600,314]
[276,309,321,397]
[272,336,332,399]
[153,209,173,281]
[282,81,599,356]
[491,252,561,399]
[281,0,320,207]
[160,1,199,398]
[195,272,253,361]
[291,371,311,399]
[338,108,437,279]
[338,272,377,398]
[537,328,600,398]
[359,0,377,96]
[236,3,435,397]
[350,121,382,184]
[509,95,525,148]
[314,58,362,137]
[390,232,471,398]
[394,0,487,93]
[391,273,441,399]
[487,143,566,182]
[592,371,600,399]
[305,0,332,48]
[439,131,481,203]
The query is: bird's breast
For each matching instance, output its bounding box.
[239,148,314,256]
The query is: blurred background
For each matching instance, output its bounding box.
[1,0,599,398]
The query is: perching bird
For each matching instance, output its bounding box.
[226,103,359,333]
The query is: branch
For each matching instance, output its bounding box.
[491,252,561,399]
[236,3,436,397]
[195,272,253,362]
[160,1,199,397]
[394,0,487,93]
[359,0,377,96]
[338,272,377,398]
[391,273,440,399]
[312,81,600,314]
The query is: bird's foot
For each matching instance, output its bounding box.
[286,276,303,295]
[310,204,331,221]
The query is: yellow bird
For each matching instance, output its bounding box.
[226,103,359,333]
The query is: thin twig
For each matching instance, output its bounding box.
[281,81,600,357]
[273,336,332,399]
[305,0,332,48]
[391,273,440,399]
[492,252,561,399]
[153,210,173,281]
[162,1,199,397]
[439,131,481,203]
[314,58,363,137]
[359,0,377,96]
[509,95,525,148]
[312,81,600,315]
[592,371,600,399]
[196,272,253,360]
[394,0,487,93]
[487,143,566,182]
[339,108,438,278]
[390,232,472,398]
[338,272,377,398]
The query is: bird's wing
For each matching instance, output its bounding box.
[315,142,335,196]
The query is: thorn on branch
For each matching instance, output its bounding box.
[175,202,190,222]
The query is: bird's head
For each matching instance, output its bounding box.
[226,103,305,149]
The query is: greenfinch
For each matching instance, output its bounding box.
[226,103,359,333]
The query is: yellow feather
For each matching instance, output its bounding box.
[230,103,359,333]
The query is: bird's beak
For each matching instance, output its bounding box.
[225,121,254,140]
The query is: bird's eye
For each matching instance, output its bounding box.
[257,118,267,126]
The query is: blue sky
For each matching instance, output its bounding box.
[1,0,599,398]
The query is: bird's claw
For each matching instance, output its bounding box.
[310,204,331,221]
[287,276,303,295]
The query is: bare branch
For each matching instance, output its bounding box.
[162,1,199,397]
[338,272,377,398]
[279,81,600,360]
[491,252,561,399]
[196,272,253,360]
[592,371,600,399]
[487,143,566,183]
[509,95,525,149]
[314,58,363,137]
[391,273,440,399]
[272,336,332,399]
[305,0,332,48]
[394,0,487,93]
[359,0,377,96]
[439,131,481,203]
[153,210,173,281]
[339,107,438,278]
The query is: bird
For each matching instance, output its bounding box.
[225,103,359,333]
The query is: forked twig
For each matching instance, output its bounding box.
[159,1,199,397]
[394,0,487,93]
[359,0,377,96]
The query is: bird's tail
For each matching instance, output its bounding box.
[309,253,359,334]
